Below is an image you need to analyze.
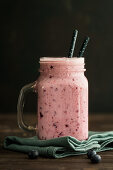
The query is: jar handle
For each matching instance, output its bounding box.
[17,82,37,132]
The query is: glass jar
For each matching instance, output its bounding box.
[17,57,88,140]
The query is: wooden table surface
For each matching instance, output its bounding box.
[1,113,113,170]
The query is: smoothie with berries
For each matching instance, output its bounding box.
[36,57,88,140]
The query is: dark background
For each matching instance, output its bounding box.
[1,0,113,113]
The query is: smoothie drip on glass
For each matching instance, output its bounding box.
[36,57,88,140]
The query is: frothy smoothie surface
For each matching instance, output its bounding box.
[40,57,84,64]
[36,57,88,140]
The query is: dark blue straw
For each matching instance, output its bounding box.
[68,29,78,58]
[78,37,90,57]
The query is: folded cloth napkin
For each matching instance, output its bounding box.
[4,131,113,158]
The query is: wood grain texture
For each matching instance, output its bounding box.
[0,113,113,170]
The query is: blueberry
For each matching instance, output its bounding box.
[91,154,101,163]
[40,112,43,118]
[87,150,96,159]
[65,124,69,127]
[50,65,54,69]
[28,150,39,159]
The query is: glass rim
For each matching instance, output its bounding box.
[39,57,84,64]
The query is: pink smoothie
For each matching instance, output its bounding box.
[36,57,88,140]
